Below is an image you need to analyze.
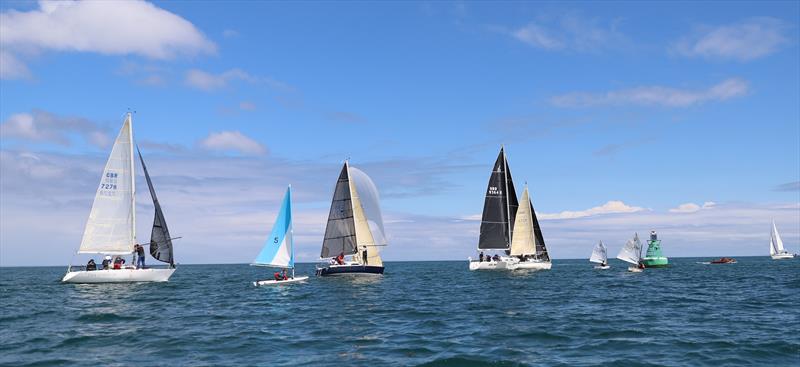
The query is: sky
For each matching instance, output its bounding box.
[1,0,798,266]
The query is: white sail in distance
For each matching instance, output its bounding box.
[510,186,536,256]
[78,114,135,254]
[616,234,642,266]
[590,241,607,264]
[771,221,785,255]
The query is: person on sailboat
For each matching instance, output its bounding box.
[113,256,125,269]
[336,252,345,265]
[134,244,146,269]
[102,255,112,270]
[362,249,368,265]
[86,259,96,271]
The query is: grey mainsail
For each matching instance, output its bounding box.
[137,147,174,266]
[321,163,358,258]
[478,147,518,250]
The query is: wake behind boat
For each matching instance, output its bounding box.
[769,221,795,260]
[62,113,177,284]
[252,186,308,286]
[590,241,610,269]
[316,162,387,276]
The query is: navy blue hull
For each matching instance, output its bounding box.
[316,265,384,276]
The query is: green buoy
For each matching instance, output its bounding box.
[641,230,669,268]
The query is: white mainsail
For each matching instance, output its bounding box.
[78,114,135,254]
[510,186,535,256]
[590,241,607,264]
[771,221,785,255]
[616,233,642,266]
[349,165,384,267]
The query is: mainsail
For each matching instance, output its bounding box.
[321,163,358,258]
[478,147,518,250]
[530,199,549,261]
[616,233,642,265]
[78,114,135,254]
[138,147,174,265]
[771,221,785,255]
[254,186,293,268]
[590,241,607,264]
[510,186,535,256]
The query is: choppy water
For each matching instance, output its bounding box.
[1,258,798,366]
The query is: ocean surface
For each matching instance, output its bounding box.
[1,258,798,366]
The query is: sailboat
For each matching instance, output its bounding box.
[62,113,177,283]
[507,185,551,270]
[316,162,387,276]
[252,186,309,286]
[616,233,644,273]
[770,221,795,260]
[469,146,519,271]
[590,241,610,269]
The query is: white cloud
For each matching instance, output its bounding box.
[669,201,717,213]
[0,50,30,79]
[0,0,215,79]
[198,131,267,156]
[185,68,254,91]
[0,110,110,147]
[538,200,646,220]
[550,78,749,108]
[672,17,789,61]
[509,15,628,52]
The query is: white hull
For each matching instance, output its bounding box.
[468,259,511,271]
[508,260,551,270]
[627,266,643,273]
[62,268,175,283]
[594,265,611,270]
[771,253,795,260]
[253,276,309,286]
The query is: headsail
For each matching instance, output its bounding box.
[78,114,135,254]
[321,163,358,258]
[616,233,642,265]
[530,198,549,261]
[349,166,385,267]
[510,186,535,256]
[138,147,174,265]
[254,186,293,268]
[478,147,518,250]
[590,241,607,264]
[771,221,785,254]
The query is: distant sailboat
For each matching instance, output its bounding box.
[469,146,519,271]
[616,233,644,273]
[252,186,308,286]
[770,221,795,260]
[590,241,610,269]
[507,185,551,270]
[316,162,386,276]
[62,113,177,283]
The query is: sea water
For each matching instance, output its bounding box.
[1,257,798,366]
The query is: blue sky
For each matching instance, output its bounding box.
[1,1,798,266]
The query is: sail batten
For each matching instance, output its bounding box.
[78,114,135,254]
[138,147,174,265]
[254,187,293,268]
[478,147,518,250]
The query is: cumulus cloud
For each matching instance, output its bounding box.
[669,201,716,213]
[0,0,216,79]
[550,78,749,108]
[671,17,789,61]
[198,131,267,156]
[538,200,646,220]
[0,110,111,147]
[508,14,629,52]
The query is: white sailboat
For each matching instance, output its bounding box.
[506,185,551,270]
[770,221,795,260]
[316,162,386,276]
[616,233,644,273]
[62,113,177,283]
[470,146,519,271]
[252,186,309,286]
[590,241,610,269]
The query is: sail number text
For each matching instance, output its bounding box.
[99,171,120,196]
[488,186,503,196]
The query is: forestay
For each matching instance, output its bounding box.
[590,241,607,264]
[478,147,519,250]
[254,187,293,268]
[616,234,642,265]
[321,164,358,258]
[138,148,174,265]
[78,114,135,254]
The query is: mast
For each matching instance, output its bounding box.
[128,112,136,249]
[503,146,512,248]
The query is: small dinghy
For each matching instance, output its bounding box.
[590,241,610,269]
[710,257,737,264]
[770,221,795,260]
[617,233,644,273]
[316,162,386,276]
[62,114,177,283]
[252,186,308,286]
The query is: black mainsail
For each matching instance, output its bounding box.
[478,147,519,250]
[137,147,174,266]
[530,201,550,261]
[320,163,358,258]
